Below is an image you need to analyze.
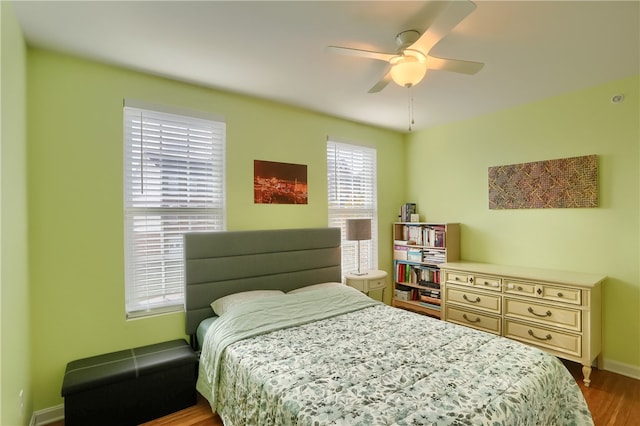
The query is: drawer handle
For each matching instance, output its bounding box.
[463,314,481,323]
[528,329,552,341]
[463,294,481,303]
[517,286,523,291]
[528,307,552,317]
[454,277,460,281]
[557,292,564,298]
[469,277,474,284]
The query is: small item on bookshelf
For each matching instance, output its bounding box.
[399,203,417,222]
[407,250,422,262]
[410,213,420,222]
[394,289,411,301]
[393,245,409,260]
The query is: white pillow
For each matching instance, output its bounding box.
[211,290,284,316]
[287,282,345,294]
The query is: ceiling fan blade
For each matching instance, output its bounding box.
[327,46,396,62]
[368,71,392,93]
[427,55,484,74]
[409,0,477,54]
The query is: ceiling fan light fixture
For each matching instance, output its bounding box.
[390,53,427,88]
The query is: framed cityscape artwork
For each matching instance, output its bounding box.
[254,160,308,204]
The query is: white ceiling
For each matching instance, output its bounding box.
[12,0,640,132]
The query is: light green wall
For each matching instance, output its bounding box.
[1,1,31,425]
[27,48,404,410]
[405,75,640,372]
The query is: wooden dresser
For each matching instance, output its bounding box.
[440,261,605,386]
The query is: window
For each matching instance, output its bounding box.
[327,140,378,274]
[124,102,225,318]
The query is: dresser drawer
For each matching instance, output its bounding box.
[504,280,536,297]
[504,298,581,331]
[444,271,471,286]
[445,306,501,335]
[445,287,501,314]
[504,320,582,358]
[539,285,581,305]
[471,275,502,292]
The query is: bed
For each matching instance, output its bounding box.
[184,228,593,426]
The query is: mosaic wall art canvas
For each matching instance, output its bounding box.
[488,155,598,209]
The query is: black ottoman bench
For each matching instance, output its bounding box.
[61,339,198,426]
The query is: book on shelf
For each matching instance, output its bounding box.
[420,289,440,299]
[417,268,440,284]
[434,228,446,248]
[423,250,446,264]
[400,203,416,222]
[408,226,422,244]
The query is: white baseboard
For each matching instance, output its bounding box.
[601,358,640,380]
[29,404,63,426]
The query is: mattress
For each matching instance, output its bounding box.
[196,316,217,350]
[197,285,593,425]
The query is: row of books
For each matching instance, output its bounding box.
[423,250,446,264]
[399,203,416,222]
[420,288,441,301]
[397,225,446,248]
[394,262,441,285]
[394,246,447,265]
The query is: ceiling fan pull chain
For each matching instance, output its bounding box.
[408,87,415,132]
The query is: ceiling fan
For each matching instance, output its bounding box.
[327,0,484,93]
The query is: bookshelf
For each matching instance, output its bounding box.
[392,222,459,318]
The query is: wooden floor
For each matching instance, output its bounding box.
[51,360,639,426]
[564,361,640,426]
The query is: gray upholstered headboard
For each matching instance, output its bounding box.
[184,227,341,338]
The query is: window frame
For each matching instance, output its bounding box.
[123,100,226,318]
[327,139,378,275]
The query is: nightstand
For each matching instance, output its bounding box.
[345,270,387,299]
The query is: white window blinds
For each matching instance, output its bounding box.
[327,140,378,274]
[124,104,225,318]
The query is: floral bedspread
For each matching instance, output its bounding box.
[197,286,593,426]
